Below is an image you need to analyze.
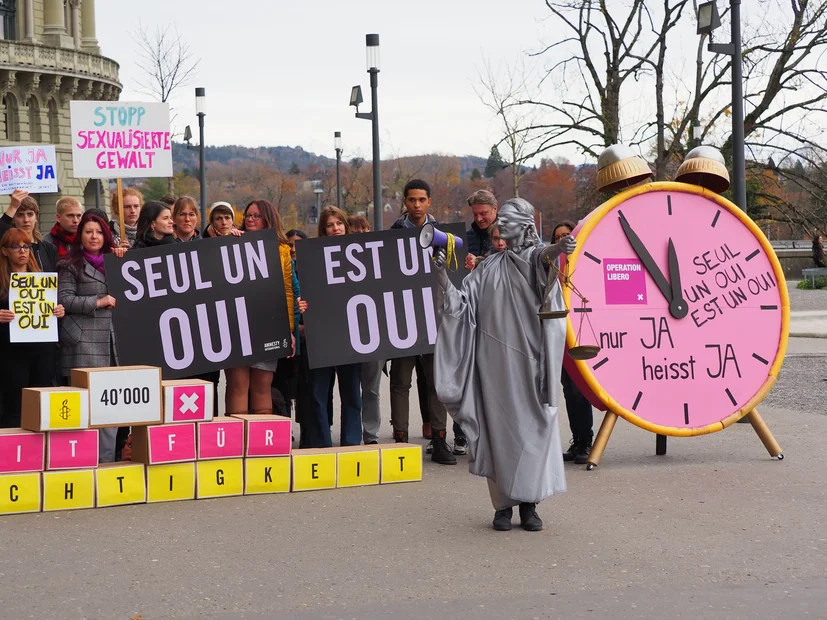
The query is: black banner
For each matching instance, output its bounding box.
[297,223,468,369]
[104,230,292,379]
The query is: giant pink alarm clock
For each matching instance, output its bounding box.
[563,182,789,461]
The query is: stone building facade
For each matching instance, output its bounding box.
[0,0,121,225]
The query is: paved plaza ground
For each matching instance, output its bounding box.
[0,284,824,620]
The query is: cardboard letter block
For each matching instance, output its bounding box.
[291,449,337,491]
[380,444,423,484]
[146,462,196,503]
[231,414,291,457]
[197,417,244,460]
[43,469,95,511]
[196,459,243,499]
[0,472,42,515]
[71,366,162,428]
[337,446,381,488]
[131,423,196,464]
[46,429,99,470]
[95,462,146,507]
[21,387,90,431]
[244,457,290,495]
[162,380,213,423]
[0,428,45,473]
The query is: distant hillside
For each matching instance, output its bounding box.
[172,143,489,179]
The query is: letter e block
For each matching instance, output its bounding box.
[380,443,422,484]
[0,472,42,515]
[337,447,380,488]
[291,449,336,491]
[146,462,195,503]
[95,462,146,507]
[43,469,95,511]
[244,457,290,495]
[196,459,243,499]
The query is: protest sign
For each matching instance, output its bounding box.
[296,224,468,369]
[70,101,173,178]
[103,230,292,378]
[0,145,58,194]
[9,272,58,343]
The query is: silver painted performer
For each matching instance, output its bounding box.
[432,198,576,531]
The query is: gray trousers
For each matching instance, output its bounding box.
[361,359,384,443]
[99,427,119,463]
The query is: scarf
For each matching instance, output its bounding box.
[49,223,75,256]
[111,221,138,247]
[83,251,106,274]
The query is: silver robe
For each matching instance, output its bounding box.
[435,246,567,505]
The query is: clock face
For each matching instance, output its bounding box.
[567,185,787,433]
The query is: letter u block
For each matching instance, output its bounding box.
[0,472,42,515]
[244,457,290,495]
[146,463,195,503]
[380,443,423,484]
[197,417,244,460]
[337,446,380,488]
[42,469,95,511]
[291,449,336,491]
[95,462,146,508]
[196,459,243,499]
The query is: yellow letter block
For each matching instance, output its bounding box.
[0,472,41,515]
[292,449,336,491]
[337,447,380,488]
[43,469,95,511]
[244,457,290,495]
[96,462,146,507]
[380,444,422,484]
[146,462,195,503]
[197,459,243,499]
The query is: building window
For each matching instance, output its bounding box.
[3,94,19,141]
[48,99,59,144]
[0,0,16,41]
[27,96,41,142]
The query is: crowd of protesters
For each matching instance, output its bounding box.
[0,181,595,469]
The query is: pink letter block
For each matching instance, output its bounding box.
[148,423,196,464]
[197,417,244,460]
[163,381,213,423]
[47,429,99,470]
[246,418,291,457]
[0,430,45,473]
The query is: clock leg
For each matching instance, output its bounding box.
[586,410,618,471]
[656,434,667,456]
[745,408,784,460]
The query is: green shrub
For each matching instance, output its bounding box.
[798,277,827,290]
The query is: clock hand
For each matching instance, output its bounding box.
[617,211,672,304]
[667,238,689,319]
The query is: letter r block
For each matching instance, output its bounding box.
[380,444,423,484]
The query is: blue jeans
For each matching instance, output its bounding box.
[304,363,363,448]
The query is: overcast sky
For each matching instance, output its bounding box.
[97,0,552,163]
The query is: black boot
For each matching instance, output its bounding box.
[492,507,513,531]
[393,430,408,443]
[574,435,593,465]
[430,430,457,465]
[519,503,543,531]
[563,436,578,462]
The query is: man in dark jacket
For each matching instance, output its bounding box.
[389,179,456,465]
[464,189,499,270]
[42,196,83,257]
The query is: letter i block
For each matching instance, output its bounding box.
[197,417,244,460]
[46,429,99,470]
[291,449,337,491]
[380,443,423,484]
[196,459,243,499]
[95,463,146,508]
[0,429,45,473]
[337,446,380,488]
[162,380,214,423]
[0,472,42,515]
[146,463,196,503]
[42,469,95,511]
[244,457,291,495]
[131,423,196,464]
[231,414,291,457]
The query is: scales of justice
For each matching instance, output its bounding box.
[538,144,785,470]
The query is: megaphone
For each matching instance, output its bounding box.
[418,223,464,250]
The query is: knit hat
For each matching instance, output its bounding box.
[209,201,235,221]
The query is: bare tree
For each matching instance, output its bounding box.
[133,22,200,104]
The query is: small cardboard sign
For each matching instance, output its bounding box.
[21,387,90,432]
[9,272,59,342]
[46,429,99,470]
[162,380,214,423]
[71,366,162,428]
[0,429,45,473]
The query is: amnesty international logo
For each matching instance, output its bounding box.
[49,392,81,428]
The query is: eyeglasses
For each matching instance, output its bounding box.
[245,213,262,221]
[7,245,32,253]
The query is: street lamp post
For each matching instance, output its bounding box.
[334,131,342,211]
[313,187,323,226]
[351,34,382,231]
[699,0,746,212]
[195,88,207,224]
